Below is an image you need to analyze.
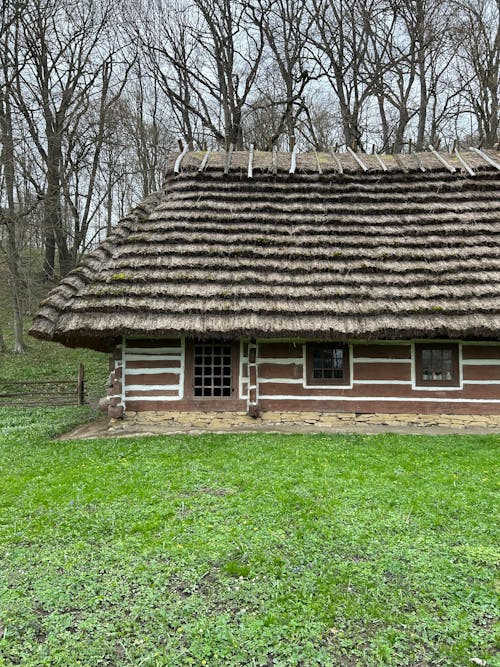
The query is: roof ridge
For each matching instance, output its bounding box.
[166,147,500,178]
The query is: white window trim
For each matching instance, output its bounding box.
[302,342,354,390]
[411,341,463,391]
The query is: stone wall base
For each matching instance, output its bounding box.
[118,410,500,431]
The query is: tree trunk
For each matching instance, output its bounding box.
[42,226,56,281]
[45,136,71,277]
[394,108,410,152]
[6,222,25,353]
[415,2,427,151]
[0,76,25,353]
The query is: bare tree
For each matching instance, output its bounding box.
[9,0,131,278]
[248,0,316,149]
[309,0,375,148]
[134,0,264,149]
[455,0,500,147]
[0,0,26,352]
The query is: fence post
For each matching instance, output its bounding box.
[77,364,85,405]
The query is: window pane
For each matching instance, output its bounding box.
[419,346,456,384]
[310,345,347,383]
[194,342,232,397]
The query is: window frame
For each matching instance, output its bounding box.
[306,342,351,386]
[185,340,239,400]
[414,342,460,388]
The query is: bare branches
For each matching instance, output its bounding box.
[133,0,264,149]
[0,0,499,343]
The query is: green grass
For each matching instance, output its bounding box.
[0,324,108,403]
[0,267,108,402]
[0,409,498,666]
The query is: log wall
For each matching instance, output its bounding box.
[256,341,500,415]
[112,337,500,416]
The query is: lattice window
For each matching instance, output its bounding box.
[194,342,232,397]
[415,343,459,387]
[307,344,350,385]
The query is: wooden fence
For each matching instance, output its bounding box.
[0,364,86,407]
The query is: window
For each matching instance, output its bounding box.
[415,343,460,387]
[307,343,350,385]
[194,341,233,397]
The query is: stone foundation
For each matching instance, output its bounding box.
[113,410,500,431]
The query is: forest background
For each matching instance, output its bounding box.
[1,0,499,352]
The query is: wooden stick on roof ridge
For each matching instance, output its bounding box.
[272,145,278,174]
[174,142,189,174]
[393,152,409,173]
[347,146,368,171]
[224,144,233,175]
[413,151,426,172]
[454,149,475,176]
[314,150,323,175]
[373,151,388,171]
[198,148,212,172]
[289,144,298,175]
[428,144,456,173]
[330,149,343,174]
[470,146,500,171]
[248,144,254,178]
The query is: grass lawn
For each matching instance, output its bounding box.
[0,336,107,404]
[0,409,498,666]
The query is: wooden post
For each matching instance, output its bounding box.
[271,145,278,174]
[198,148,212,172]
[373,152,388,172]
[289,144,298,175]
[429,144,456,173]
[77,363,85,405]
[247,342,259,418]
[470,146,500,171]
[454,149,475,176]
[347,146,368,171]
[248,143,254,178]
[224,144,233,174]
[330,150,343,174]
[314,150,323,174]
[174,144,189,173]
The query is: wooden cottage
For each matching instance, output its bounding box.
[30,148,500,425]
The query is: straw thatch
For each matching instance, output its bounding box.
[30,149,500,351]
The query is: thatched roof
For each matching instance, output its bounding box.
[30,148,500,351]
